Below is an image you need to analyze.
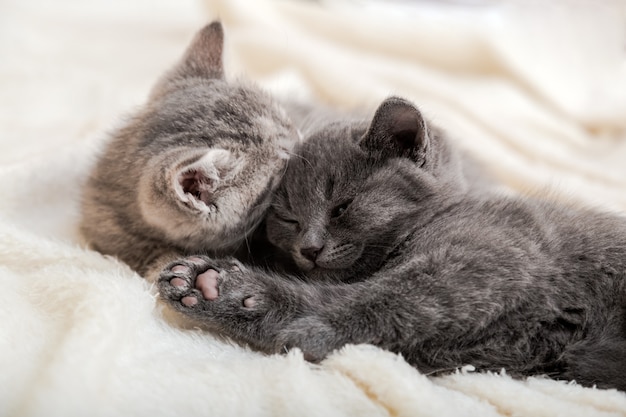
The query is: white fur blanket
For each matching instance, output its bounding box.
[2,0,626,415]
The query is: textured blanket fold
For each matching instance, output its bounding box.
[2,0,626,415]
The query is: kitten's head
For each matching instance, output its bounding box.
[81,22,300,272]
[129,22,298,251]
[266,97,462,281]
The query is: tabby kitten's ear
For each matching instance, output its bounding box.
[152,21,225,96]
[177,21,225,79]
[360,97,430,165]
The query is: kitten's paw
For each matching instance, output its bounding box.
[276,317,338,363]
[157,255,259,317]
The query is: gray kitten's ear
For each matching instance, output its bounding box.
[360,97,429,164]
[177,21,225,79]
[150,22,225,98]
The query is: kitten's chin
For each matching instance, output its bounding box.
[304,266,353,283]
[293,257,353,278]
[294,257,316,272]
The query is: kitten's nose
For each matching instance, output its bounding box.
[300,245,323,262]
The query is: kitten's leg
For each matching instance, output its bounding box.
[158,255,329,355]
[159,255,617,387]
[561,338,626,391]
[157,255,412,360]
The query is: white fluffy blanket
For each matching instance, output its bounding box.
[2,0,626,415]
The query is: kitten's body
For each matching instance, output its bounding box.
[158,97,626,390]
[81,22,298,279]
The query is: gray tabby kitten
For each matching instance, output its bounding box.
[158,97,626,391]
[80,22,298,280]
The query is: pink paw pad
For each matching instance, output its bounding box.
[169,265,190,288]
[196,269,219,300]
[171,265,190,274]
[181,296,198,307]
[243,297,256,308]
[170,277,187,287]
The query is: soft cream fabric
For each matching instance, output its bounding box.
[1,0,626,416]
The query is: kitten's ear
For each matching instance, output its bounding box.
[150,22,225,98]
[176,21,225,79]
[360,97,430,164]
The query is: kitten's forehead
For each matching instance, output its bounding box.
[144,80,294,150]
[282,128,369,202]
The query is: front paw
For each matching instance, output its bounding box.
[276,317,339,363]
[157,255,257,317]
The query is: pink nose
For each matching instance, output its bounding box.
[300,245,323,262]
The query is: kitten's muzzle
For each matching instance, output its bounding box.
[300,245,323,262]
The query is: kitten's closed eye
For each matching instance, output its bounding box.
[274,211,299,226]
[331,200,352,218]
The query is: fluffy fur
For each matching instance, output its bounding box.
[158,96,626,391]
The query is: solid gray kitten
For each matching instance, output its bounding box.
[158,96,626,391]
[80,22,298,280]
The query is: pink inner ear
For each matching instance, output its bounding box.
[179,169,213,205]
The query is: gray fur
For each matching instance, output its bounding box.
[80,22,299,279]
[158,96,626,391]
